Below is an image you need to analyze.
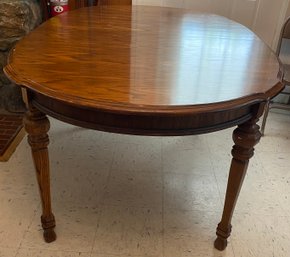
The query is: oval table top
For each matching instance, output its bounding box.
[5,5,283,114]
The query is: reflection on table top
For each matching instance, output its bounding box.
[6,6,281,111]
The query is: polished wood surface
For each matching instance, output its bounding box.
[5,6,282,113]
[4,6,284,251]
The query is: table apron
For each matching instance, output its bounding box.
[30,92,262,136]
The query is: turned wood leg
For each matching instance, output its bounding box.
[214,116,261,251]
[24,105,56,243]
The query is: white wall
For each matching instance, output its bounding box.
[132,0,290,50]
[286,1,290,17]
[252,0,289,49]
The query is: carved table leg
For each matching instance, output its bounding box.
[24,105,56,243]
[214,115,262,251]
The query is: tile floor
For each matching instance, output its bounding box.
[0,110,290,257]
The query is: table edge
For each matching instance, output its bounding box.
[4,62,284,115]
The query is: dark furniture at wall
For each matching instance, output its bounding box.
[41,0,131,20]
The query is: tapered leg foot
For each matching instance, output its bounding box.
[214,237,227,251]
[43,228,57,243]
[214,223,231,251]
[41,214,56,243]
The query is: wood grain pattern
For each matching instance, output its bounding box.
[5,6,283,114]
[30,91,255,136]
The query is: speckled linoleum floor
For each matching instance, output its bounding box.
[0,110,290,257]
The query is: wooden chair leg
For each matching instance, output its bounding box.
[260,100,270,136]
[24,105,56,243]
[214,111,262,250]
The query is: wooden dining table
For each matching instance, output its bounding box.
[4,5,283,251]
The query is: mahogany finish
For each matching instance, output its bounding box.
[4,6,283,251]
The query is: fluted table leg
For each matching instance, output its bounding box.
[24,105,56,243]
[214,112,262,251]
